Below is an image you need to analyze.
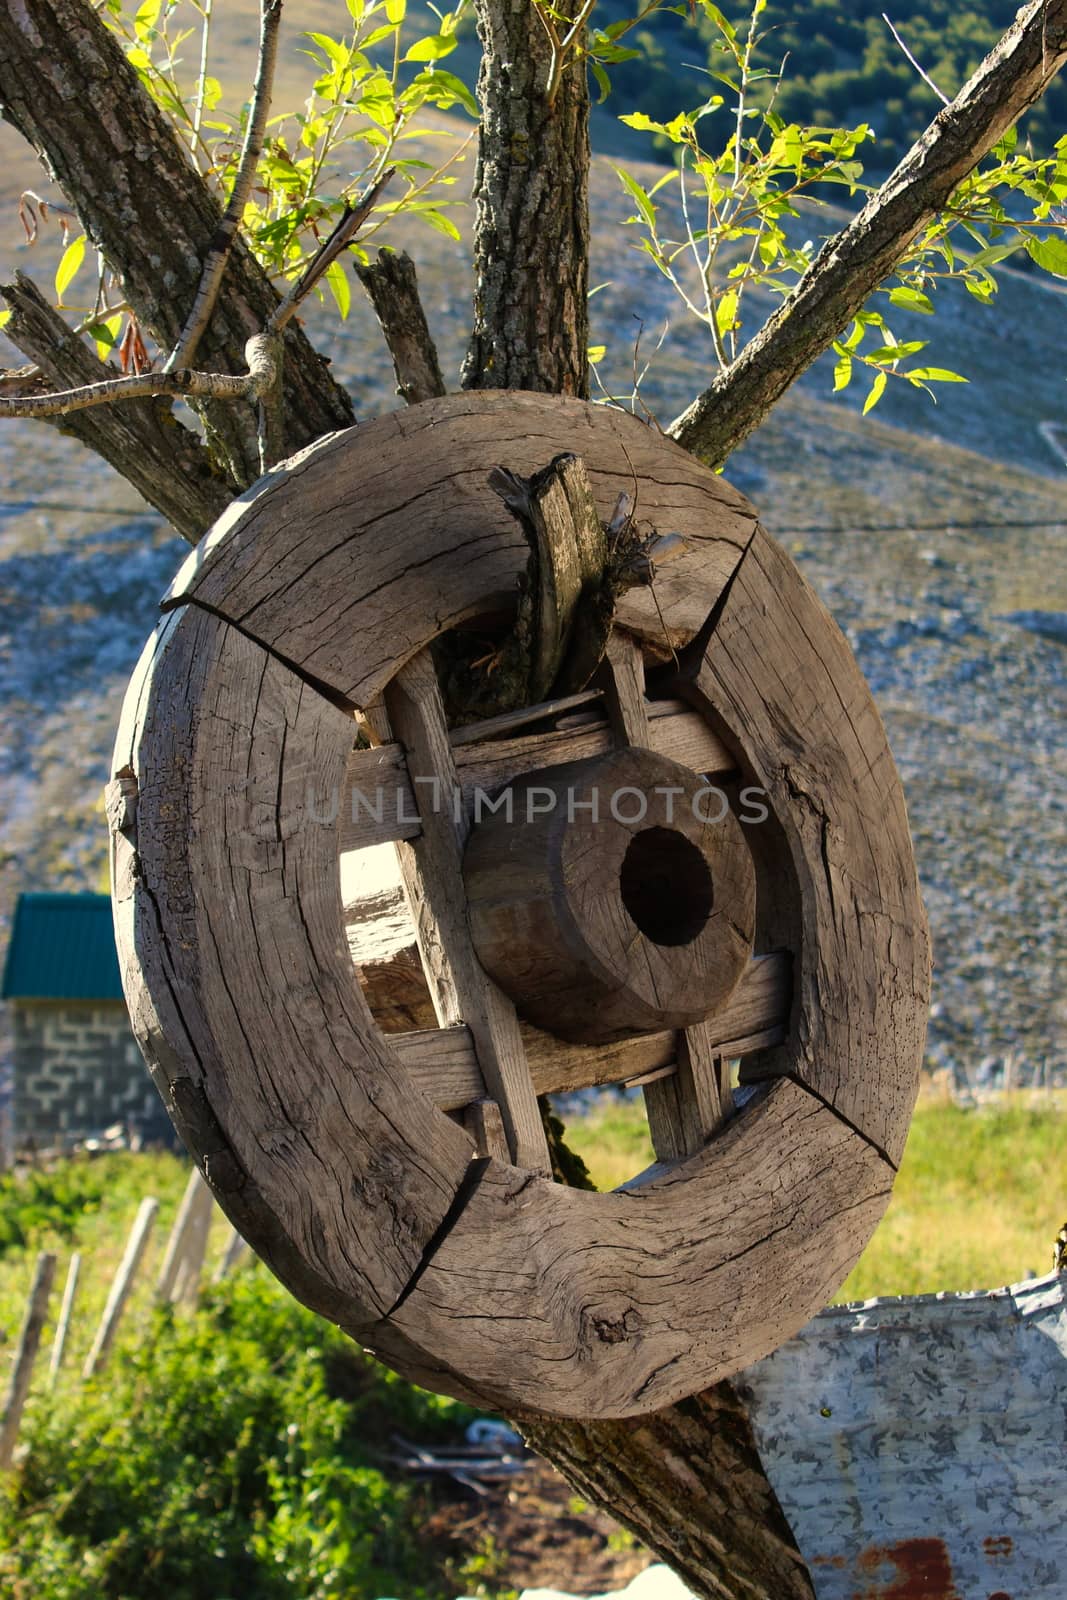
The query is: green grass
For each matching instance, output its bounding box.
[562,1091,1067,1299]
[0,1154,497,1600]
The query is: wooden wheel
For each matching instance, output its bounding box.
[109,392,930,1420]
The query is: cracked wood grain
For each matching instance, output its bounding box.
[164,392,757,704]
[677,524,931,1165]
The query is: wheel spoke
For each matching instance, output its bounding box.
[385,649,551,1173]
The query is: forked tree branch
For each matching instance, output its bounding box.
[0,273,231,542]
[0,173,394,450]
[670,0,1067,467]
[355,247,446,405]
[166,0,283,372]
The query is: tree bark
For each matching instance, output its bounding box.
[0,0,355,489]
[461,0,590,395]
[355,248,447,405]
[670,0,1067,468]
[1,273,230,543]
[519,1389,815,1600]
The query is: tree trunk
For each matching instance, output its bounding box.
[0,0,355,488]
[461,0,590,395]
[519,1390,815,1600]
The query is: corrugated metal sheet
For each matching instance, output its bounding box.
[1,893,124,1001]
[740,1272,1067,1599]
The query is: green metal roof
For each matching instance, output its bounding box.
[1,893,125,1001]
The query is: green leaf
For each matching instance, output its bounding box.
[0,308,10,331]
[305,31,350,66]
[587,344,606,364]
[404,32,456,60]
[325,260,351,320]
[906,367,968,383]
[86,312,124,362]
[134,0,162,41]
[613,167,656,229]
[833,353,852,392]
[1027,234,1067,278]
[385,0,406,22]
[419,208,461,241]
[55,234,86,303]
[591,60,611,104]
[408,68,477,117]
[714,288,738,338]
[888,286,934,315]
[862,370,886,415]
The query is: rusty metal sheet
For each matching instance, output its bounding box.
[738,1272,1067,1599]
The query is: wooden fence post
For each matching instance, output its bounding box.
[48,1251,81,1387]
[83,1198,158,1379]
[0,1251,56,1469]
[156,1167,208,1302]
[212,1227,248,1282]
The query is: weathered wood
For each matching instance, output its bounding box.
[519,1382,816,1600]
[387,952,792,1110]
[212,1228,249,1282]
[48,1251,80,1386]
[355,249,446,406]
[464,1099,510,1161]
[156,1167,212,1302]
[112,609,476,1335]
[463,747,755,1043]
[339,699,734,853]
[377,1080,894,1417]
[174,1181,215,1305]
[83,1198,158,1379]
[0,1252,56,1469]
[119,400,924,1419]
[598,632,734,1158]
[386,651,550,1172]
[677,526,930,1165]
[164,393,757,705]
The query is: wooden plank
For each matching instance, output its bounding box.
[600,631,649,746]
[47,1251,80,1387]
[386,651,550,1173]
[463,1099,511,1161]
[338,700,735,854]
[449,689,603,746]
[390,955,791,1110]
[0,1252,55,1468]
[83,1198,158,1379]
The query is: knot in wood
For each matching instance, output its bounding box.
[462,747,756,1043]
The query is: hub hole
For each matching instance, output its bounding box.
[619,827,714,947]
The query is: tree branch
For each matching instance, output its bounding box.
[0,273,231,544]
[355,248,446,405]
[0,0,354,488]
[166,0,283,372]
[0,335,278,418]
[670,0,1067,467]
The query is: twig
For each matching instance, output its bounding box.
[269,167,395,333]
[883,13,950,104]
[167,0,283,370]
[0,333,279,418]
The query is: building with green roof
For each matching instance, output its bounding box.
[1,893,165,1147]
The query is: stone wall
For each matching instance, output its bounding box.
[11,1001,162,1145]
